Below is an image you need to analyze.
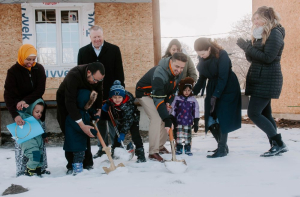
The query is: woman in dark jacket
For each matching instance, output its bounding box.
[194,38,241,158]
[237,6,288,157]
[4,44,49,176]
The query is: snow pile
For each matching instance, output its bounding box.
[113,147,133,161]
[164,161,188,174]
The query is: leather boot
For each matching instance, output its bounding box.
[261,133,288,157]
[207,132,228,158]
[208,124,230,153]
[159,146,170,154]
[149,153,164,162]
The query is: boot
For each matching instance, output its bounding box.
[36,167,42,176]
[260,134,288,157]
[25,167,37,176]
[135,147,146,163]
[207,123,220,153]
[184,144,193,156]
[66,168,73,175]
[93,149,105,159]
[72,163,83,175]
[176,144,183,155]
[207,132,228,158]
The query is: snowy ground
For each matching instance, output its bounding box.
[1,124,300,197]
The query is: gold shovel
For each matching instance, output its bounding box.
[92,122,125,174]
[165,128,187,165]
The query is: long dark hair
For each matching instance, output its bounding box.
[162,39,182,58]
[194,37,223,58]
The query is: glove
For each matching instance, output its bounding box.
[193,118,200,133]
[170,115,178,128]
[236,38,251,52]
[210,96,217,114]
[118,133,125,143]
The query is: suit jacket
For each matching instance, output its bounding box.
[77,41,125,100]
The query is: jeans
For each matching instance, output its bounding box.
[248,96,277,137]
[208,116,219,128]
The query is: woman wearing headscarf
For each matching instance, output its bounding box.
[236,6,288,157]
[4,44,50,176]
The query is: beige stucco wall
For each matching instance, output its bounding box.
[0,4,23,91]
[253,0,300,115]
[0,3,154,99]
[94,3,154,88]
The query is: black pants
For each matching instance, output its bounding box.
[248,96,277,137]
[65,137,93,169]
[112,121,143,149]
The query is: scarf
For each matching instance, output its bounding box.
[253,26,264,39]
[17,44,37,71]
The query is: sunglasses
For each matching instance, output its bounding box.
[90,74,103,83]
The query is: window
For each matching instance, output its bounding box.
[35,9,80,67]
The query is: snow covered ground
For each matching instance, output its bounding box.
[1,124,300,197]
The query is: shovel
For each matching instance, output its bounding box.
[108,107,135,160]
[165,128,187,171]
[92,121,125,174]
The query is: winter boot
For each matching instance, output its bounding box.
[72,163,83,175]
[184,144,193,156]
[135,147,146,163]
[66,168,73,175]
[260,134,288,157]
[207,132,228,158]
[208,123,220,153]
[25,167,36,176]
[176,144,183,155]
[93,149,105,159]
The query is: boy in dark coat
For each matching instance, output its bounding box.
[101,80,146,163]
[63,89,98,175]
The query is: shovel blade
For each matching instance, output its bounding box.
[103,162,125,174]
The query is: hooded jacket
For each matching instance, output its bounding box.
[245,25,285,99]
[136,57,183,126]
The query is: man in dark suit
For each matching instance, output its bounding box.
[77,25,125,159]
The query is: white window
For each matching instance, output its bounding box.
[35,9,80,67]
[21,3,94,73]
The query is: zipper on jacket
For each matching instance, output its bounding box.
[28,71,33,87]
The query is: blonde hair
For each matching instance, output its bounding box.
[252,6,281,45]
[90,25,103,32]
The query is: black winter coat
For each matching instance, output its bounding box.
[56,64,103,133]
[245,26,285,99]
[77,41,125,100]
[4,62,46,120]
[194,50,241,134]
[101,91,139,135]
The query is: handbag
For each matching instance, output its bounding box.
[6,116,44,144]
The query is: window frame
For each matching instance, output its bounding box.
[32,7,83,69]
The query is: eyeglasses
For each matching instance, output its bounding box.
[90,74,103,83]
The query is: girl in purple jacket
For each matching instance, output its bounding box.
[170,77,200,156]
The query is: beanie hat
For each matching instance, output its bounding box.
[109,80,126,98]
[178,77,195,96]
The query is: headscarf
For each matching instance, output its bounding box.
[17,44,37,71]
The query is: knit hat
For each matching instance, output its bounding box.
[178,77,195,96]
[109,80,125,98]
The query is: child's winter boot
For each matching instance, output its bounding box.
[176,144,183,155]
[184,144,193,156]
[135,147,146,163]
[72,163,83,175]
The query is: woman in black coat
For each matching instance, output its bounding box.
[237,6,288,157]
[194,38,241,158]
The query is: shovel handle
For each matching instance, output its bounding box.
[169,128,174,142]
[92,122,107,148]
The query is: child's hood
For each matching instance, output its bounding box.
[77,89,97,110]
[25,98,45,116]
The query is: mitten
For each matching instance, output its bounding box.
[118,133,125,143]
[236,38,251,51]
[210,96,217,114]
[193,118,200,133]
